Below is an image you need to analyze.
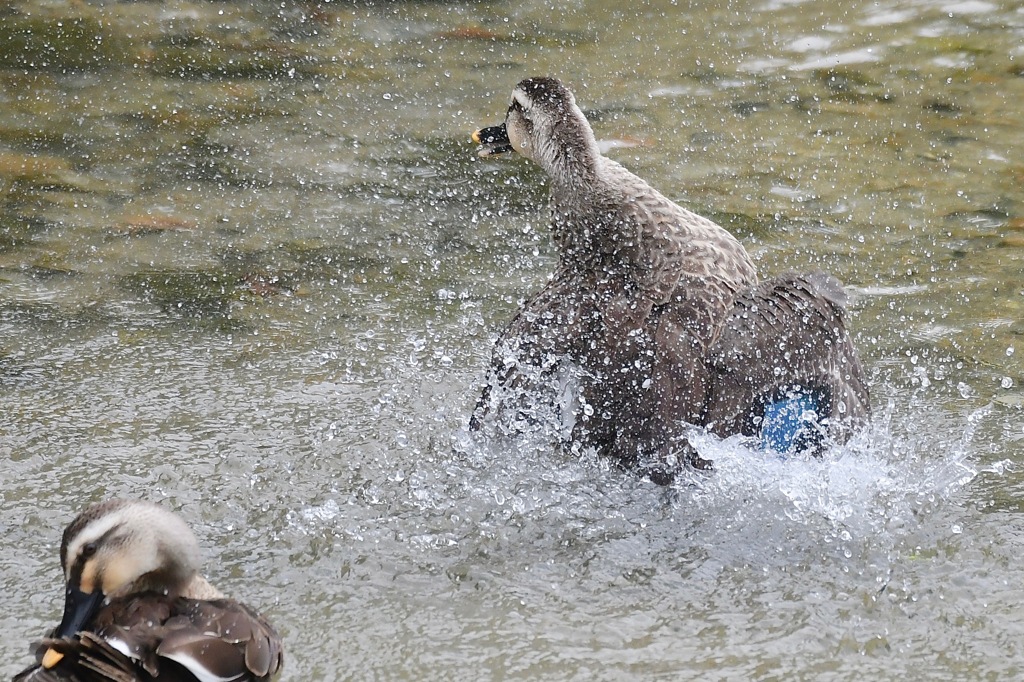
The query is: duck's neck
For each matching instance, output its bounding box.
[548,154,642,269]
[543,139,600,192]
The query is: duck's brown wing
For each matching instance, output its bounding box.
[470,265,592,432]
[703,271,871,443]
[14,596,283,682]
[153,599,283,682]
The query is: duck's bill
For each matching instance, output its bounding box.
[54,586,105,641]
[36,586,105,670]
[472,123,513,157]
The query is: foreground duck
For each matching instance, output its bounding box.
[470,77,870,481]
[13,499,283,682]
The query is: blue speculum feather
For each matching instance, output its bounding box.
[760,393,821,455]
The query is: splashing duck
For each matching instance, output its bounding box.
[470,77,870,482]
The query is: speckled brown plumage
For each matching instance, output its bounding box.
[470,77,870,481]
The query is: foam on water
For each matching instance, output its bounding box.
[462,393,992,571]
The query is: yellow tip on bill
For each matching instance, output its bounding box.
[42,648,64,669]
[471,129,482,144]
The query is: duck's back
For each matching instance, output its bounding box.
[552,157,758,337]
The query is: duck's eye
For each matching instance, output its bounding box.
[81,542,98,558]
[508,100,532,133]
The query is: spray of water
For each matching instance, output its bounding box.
[289,367,1000,594]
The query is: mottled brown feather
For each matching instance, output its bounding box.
[704,272,870,441]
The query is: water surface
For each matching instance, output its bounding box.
[1,0,1022,679]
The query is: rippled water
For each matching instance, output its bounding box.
[1,0,1022,679]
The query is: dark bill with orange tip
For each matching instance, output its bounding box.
[472,123,512,157]
[39,585,106,669]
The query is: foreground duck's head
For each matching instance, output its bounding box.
[44,499,205,667]
[472,77,600,179]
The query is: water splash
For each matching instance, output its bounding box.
[450,390,989,572]
[680,402,979,531]
[289,375,994,596]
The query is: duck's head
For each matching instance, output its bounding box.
[472,77,600,177]
[42,500,201,668]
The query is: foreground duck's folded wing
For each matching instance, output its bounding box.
[14,595,283,682]
[154,599,283,681]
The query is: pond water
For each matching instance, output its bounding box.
[1,0,1022,679]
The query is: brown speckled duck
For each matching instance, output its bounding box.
[469,77,870,482]
[14,499,283,682]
